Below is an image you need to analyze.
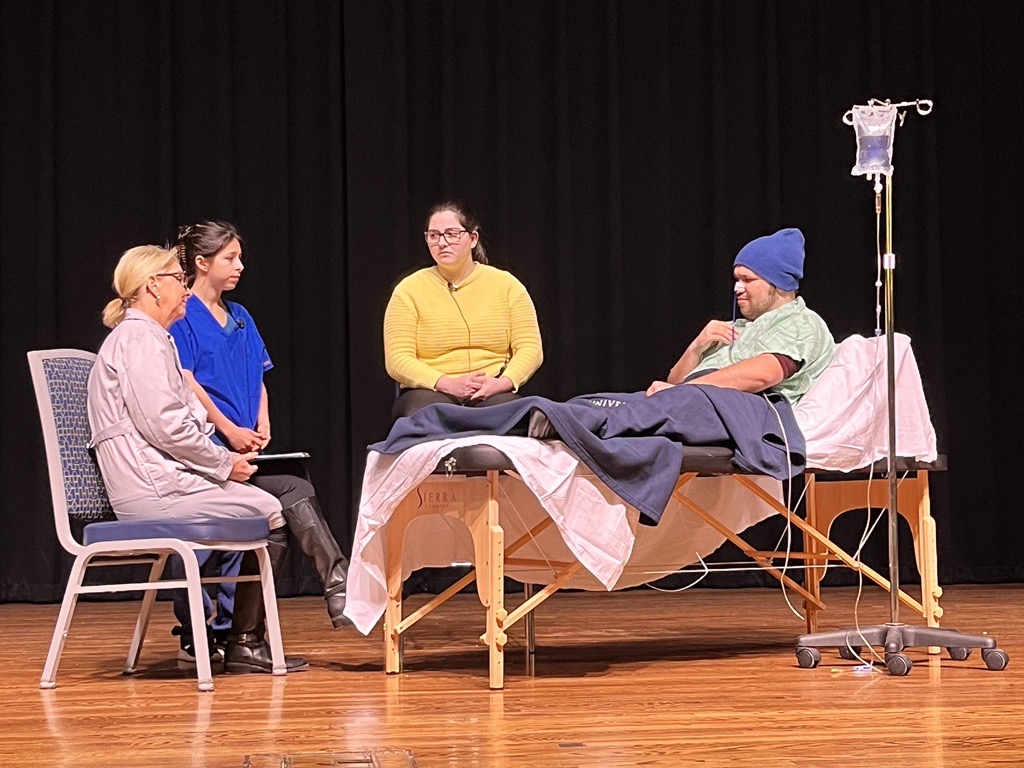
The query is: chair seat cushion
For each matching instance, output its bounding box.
[82,515,270,546]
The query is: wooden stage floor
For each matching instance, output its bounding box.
[2,584,1021,767]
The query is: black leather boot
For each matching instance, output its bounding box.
[281,497,352,628]
[223,629,309,674]
[224,530,309,674]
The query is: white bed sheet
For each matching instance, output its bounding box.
[345,434,782,634]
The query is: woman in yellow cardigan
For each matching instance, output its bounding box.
[384,201,543,421]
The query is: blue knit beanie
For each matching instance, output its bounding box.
[732,228,805,291]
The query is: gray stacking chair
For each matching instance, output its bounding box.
[28,349,286,691]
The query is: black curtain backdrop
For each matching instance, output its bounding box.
[1,0,1021,602]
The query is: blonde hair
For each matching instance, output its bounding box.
[101,245,178,328]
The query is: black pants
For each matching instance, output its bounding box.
[391,387,523,422]
[248,460,314,509]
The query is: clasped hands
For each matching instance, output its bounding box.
[436,371,513,401]
[223,421,271,453]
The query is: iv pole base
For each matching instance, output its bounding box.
[795,623,1009,676]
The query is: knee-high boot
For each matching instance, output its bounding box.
[224,527,309,674]
[280,497,352,629]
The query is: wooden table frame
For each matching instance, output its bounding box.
[382,461,942,689]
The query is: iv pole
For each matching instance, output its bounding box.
[793,99,1009,676]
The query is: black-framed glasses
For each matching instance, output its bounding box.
[423,228,468,245]
[156,272,189,287]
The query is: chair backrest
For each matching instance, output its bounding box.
[28,349,115,553]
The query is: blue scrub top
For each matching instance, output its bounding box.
[169,295,273,446]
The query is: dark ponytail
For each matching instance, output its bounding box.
[175,220,243,281]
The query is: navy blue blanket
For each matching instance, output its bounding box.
[370,385,805,524]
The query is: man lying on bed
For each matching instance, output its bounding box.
[647,227,834,405]
[373,228,835,524]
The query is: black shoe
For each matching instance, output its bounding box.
[172,625,224,672]
[223,633,309,674]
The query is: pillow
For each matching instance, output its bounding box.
[794,333,937,471]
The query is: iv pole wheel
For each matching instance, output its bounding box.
[885,653,913,676]
[981,648,1009,671]
[946,646,971,661]
[838,645,863,661]
[795,646,821,669]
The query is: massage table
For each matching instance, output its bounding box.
[346,334,942,689]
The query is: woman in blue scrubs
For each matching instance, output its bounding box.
[170,221,351,642]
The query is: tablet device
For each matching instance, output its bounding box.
[250,451,310,462]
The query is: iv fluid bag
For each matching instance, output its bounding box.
[851,104,897,176]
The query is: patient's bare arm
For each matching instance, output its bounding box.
[683,354,785,393]
[647,354,786,398]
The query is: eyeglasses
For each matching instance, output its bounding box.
[423,229,468,245]
[156,272,189,287]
